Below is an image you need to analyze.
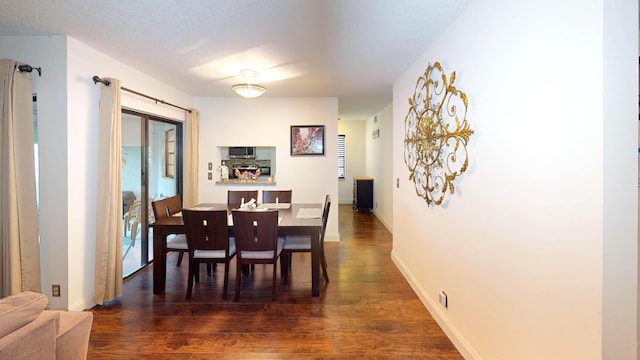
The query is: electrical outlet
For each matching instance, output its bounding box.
[52,285,61,297]
[208,172,212,180]
[208,162,212,170]
[438,291,448,309]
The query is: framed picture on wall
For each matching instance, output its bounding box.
[290,125,325,156]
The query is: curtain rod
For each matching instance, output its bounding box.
[16,64,42,76]
[92,75,191,113]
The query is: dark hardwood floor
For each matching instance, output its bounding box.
[87,204,462,359]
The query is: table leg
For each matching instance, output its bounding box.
[153,228,167,294]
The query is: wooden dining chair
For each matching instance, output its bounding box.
[165,194,182,216]
[182,209,236,300]
[227,190,259,208]
[151,196,189,267]
[281,195,331,284]
[262,190,292,204]
[232,209,284,301]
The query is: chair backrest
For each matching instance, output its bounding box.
[262,190,292,203]
[182,209,231,252]
[152,195,182,220]
[232,210,279,254]
[127,200,142,220]
[165,195,182,216]
[321,195,331,238]
[228,190,258,208]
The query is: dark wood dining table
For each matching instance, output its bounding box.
[149,203,324,297]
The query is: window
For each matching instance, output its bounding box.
[338,134,345,179]
[164,129,175,179]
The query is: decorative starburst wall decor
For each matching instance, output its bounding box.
[404,61,474,206]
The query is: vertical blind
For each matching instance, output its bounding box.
[338,135,345,179]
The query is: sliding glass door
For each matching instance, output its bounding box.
[121,110,182,277]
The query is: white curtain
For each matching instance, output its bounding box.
[0,59,41,297]
[94,78,123,304]
[183,108,199,208]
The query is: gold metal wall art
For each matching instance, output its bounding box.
[404,61,474,206]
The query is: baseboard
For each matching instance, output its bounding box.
[325,231,340,242]
[391,250,481,360]
[372,210,392,233]
[69,294,96,312]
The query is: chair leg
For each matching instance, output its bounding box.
[222,262,230,300]
[242,264,250,277]
[321,251,330,283]
[207,263,213,275]
[280,251,289,284]
[130,222,138,247]
[186,260,194,300]
[176,252,184,267]
[234,262,242,301]
[272,263,277,301]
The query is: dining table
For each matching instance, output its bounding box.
[149,202,324,297]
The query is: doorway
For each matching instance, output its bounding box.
[121,110,182,277]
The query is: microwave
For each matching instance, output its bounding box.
[228,146,256,159]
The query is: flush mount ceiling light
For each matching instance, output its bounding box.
[232,69,266,99]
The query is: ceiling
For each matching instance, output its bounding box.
[0,0,469,120]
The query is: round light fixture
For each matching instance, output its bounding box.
[232,83,266,98]
[232,69,266,99]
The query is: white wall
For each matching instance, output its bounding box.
[0,35,69,309]
[337,105,394,231]
[1,35,193,310]
[392,0,637,359]
[602,0,638,357]
[66,37,192,311]
[365,105,393,231]
[193,97,340,241]
[337,120,366,204]
[65,37,192,311]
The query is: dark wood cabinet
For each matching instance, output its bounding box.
[353,177,373,213]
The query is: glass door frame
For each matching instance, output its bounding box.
[122,108,183,272]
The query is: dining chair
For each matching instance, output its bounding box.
[227,190,259,208]
[124,197,159,246]
[151,196,189,267]
[182,209,236,300]
[123,200,141,244]
[281,195,331,284]
[262,190,292,204]
[165,194,182,216]
[232,209,284,301]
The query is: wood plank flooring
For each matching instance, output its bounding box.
[87,204,462,359]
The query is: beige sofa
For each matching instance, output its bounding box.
[0,291,93,360]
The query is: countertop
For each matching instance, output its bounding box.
[216,179,276,185]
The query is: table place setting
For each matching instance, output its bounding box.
[261,202,291,209]
[296,208,322,219]
[227,214,282,226]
